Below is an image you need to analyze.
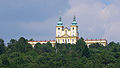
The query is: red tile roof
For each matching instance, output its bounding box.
[85,39,106,41]
[28,40,56,42]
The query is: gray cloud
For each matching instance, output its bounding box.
[61,0,120,42]
[0,0,120,43]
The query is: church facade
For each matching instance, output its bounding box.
[56,16,79,44]
[28,17,107,47]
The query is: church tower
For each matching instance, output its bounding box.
[56,17,64,43]
[70,16,79,44]
[70,16,79,37]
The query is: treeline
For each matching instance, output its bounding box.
[0,37,120,68]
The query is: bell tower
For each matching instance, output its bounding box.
[70,16,79,37]
[56,17,64,43]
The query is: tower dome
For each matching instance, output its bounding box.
[72,16,77,25]
[57,16,63,26]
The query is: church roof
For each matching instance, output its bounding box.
[85,39,107,41]
[72,16,77,25]
[28,40,56,42]
[57,16,63,26]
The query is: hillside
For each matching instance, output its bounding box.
[0,37,120,68]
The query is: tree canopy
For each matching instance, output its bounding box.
[0,37,119,68]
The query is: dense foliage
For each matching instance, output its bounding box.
[0,37,120,68]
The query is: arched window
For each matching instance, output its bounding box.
[58,28,60,30]
[72,31,74,36]
[63,39,64,42]
[58,32,60,37]
[73,27,74,30]
[68,39,69,42]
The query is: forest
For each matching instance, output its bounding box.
[0,37,120,68]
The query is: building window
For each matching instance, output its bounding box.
[68,39,69,42]
[58,39,60,43]
[72,39,74,42]
[72,31,74,36]
[63,39,64,42]
[58,28,60,30]
[73,27,74,30]
[58,32,60,37]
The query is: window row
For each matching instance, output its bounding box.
[58,27,76,30]
[57,39,75,43]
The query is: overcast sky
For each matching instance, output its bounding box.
[0,0,120,43]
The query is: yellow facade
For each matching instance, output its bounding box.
[85,39,107,47]
[56,25,79,44]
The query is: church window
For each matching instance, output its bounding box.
[58,39,60,43]
[58,35,60,37]
[72,31,74,36]
[63,39,64,42]
[68,39,69,42]
[72,39,74,42]
[73,27,74,30]
[58,28,60,30]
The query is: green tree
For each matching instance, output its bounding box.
[47,42,52,47]
[76,37,90,57]
[1,57,9,66]
[89,43,104,48]
[29,38,34,41]
[0,39,6,55]
[16,37,28,53]
[7,39,17,53]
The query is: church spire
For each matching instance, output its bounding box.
[72,16,77,25]
[59,16,62,22]
[73,16,76,21]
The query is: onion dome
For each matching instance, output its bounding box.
[72,16,77,25]
[57,16,63,26]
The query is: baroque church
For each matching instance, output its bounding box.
[56,16,79,44]
[28,17,107,47]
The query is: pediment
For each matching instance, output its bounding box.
[61,34,70,37]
